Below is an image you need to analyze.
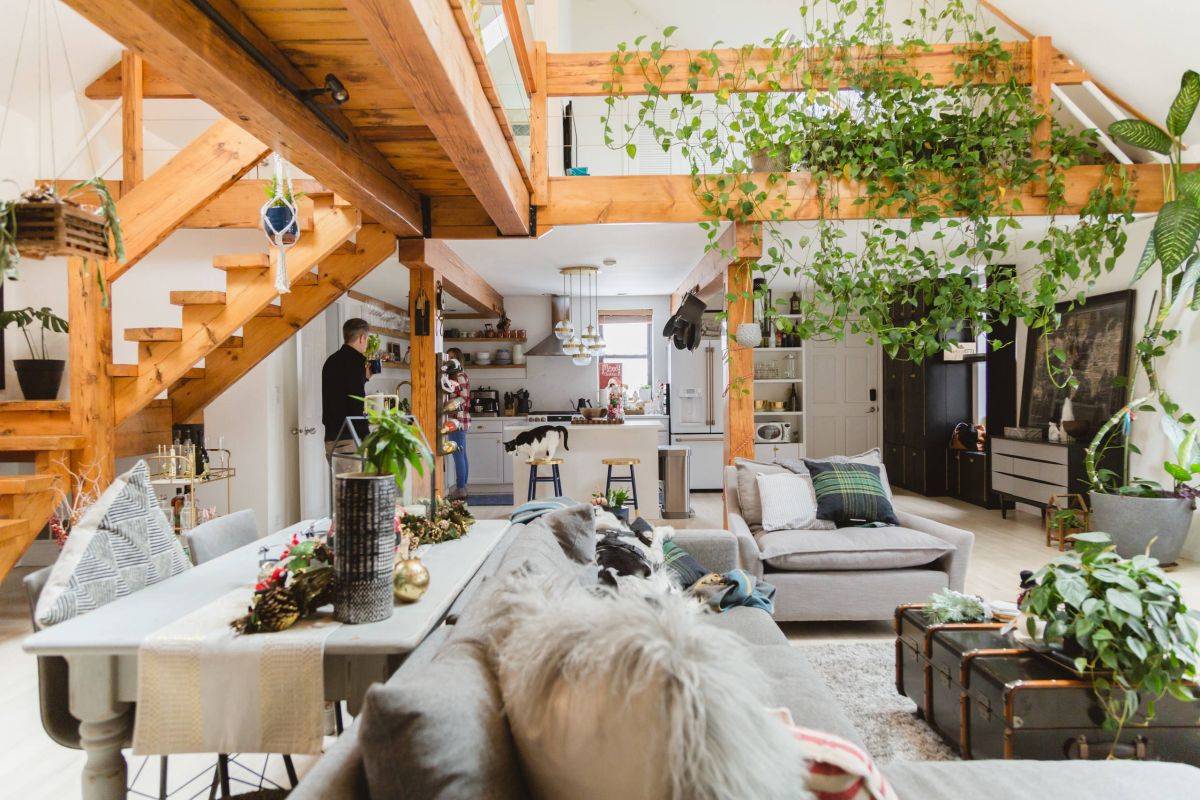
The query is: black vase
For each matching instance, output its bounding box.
[262,204,299,244]
[334,473,396,624]
[14,359,65,400]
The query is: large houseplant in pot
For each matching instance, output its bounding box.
[1,306,68,399]
[334,402,432,624]
[1085,70,1200,563]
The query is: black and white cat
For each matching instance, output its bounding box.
[503,425,570,461]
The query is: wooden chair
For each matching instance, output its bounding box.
[527,457,564,500]
[602,456,640,512]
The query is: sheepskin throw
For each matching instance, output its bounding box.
[483,569,805,800]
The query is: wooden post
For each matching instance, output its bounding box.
[724,223,762,466]
[530,41,549,205]
[1030,36,1052,192]
[121,50,144,188]
[68,257,116,487]
[407,263,442,492]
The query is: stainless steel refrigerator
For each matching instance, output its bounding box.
[666,316,725,490]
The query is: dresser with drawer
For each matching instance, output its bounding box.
[990,437,1089,517]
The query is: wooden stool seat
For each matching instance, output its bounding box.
[601,457,640,466]
[527,457,564,466]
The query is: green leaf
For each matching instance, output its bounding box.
[1131,235,1157,284]
[625,143,638,159]
[1178,170,1200,205]
[1152,200,1200,272]
[1109,119,1173,155]
[1106,588,1143,617]
[1167,70,1200,137]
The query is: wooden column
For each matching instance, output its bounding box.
[724,223,762,465]
[1030,36,1052,192]
[120,50,144,188]
[407,263,441,490]
[68,257,116,486]
[530,41,549,205]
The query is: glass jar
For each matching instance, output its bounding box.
[783,353,798,380]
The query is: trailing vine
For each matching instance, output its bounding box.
[601,0,1133,376]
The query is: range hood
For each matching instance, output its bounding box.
[526,295,572,356]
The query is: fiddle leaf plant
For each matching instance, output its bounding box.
[1020,532,1200,751]
[355,401,432,488]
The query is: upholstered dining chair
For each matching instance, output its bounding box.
[184,508,259,566]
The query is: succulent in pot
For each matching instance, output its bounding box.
[1,306,68,399]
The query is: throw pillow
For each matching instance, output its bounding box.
[485,570,805,800]
[661,540,707,589]
[803,460,899,527]
[732,458,787,527]
[770,708,898,800]
[755,471,818,532]
[36,461,190,628]
[541,503,597,564]
[810,448,895,502]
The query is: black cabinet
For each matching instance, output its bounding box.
[947,449,993,508]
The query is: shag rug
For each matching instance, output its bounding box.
[792,640,957,763]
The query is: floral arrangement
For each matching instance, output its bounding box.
[923,588,989,624]
[397,499,474,548]
[231,533,335,634]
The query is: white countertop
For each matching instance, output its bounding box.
[503,419,663,431]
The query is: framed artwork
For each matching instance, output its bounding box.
[1020,289,1136,435]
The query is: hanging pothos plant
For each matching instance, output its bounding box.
[601,0,1134,382]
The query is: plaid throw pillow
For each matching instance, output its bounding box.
[662,540,707,588]
[803,460,898,526]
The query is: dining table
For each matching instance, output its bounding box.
[23,517,511,800]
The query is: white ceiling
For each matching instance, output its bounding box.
[447,223,713,295]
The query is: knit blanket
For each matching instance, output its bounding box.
[132,588,339,755]
[508,496,578,525]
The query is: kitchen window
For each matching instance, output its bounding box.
[600,310,653,389]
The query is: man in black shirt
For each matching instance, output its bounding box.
[322,317,371,456]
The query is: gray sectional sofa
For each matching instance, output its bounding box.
[724,463,975,621]
[292,517,1200,800]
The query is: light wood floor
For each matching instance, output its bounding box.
[3,492,1197,798]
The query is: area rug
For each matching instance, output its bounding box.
[792,640,957,763]
[468,492,515,506]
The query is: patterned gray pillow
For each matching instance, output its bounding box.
[36,460,190,627]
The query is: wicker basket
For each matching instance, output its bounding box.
[14,201,110,260]
[333,472,396,624]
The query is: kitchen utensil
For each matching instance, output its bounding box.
[576,398,592,411]
[581,407,606,420]
[512,344,526,364]
[475,351,492,365]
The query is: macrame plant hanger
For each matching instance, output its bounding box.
[260,152,299,294]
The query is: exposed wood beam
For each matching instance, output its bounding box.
[407,263,440,489]
[1030,36,1053,192]
[116,400,183,458]
[397,238,505,317]
[109,118,269,280]
[671,223,761,312]
[545,42,1086,97]
[61,0,425,238]
[345,0,531,235]
[724,223,761,467]
[120,51,144,188]
[541,165,1187,226]
[530,41,549,205]
[68,257,116,486]
[86,59,192,99]
[977,0,1034,40]
[500,0,536,95]
[170,225,395,422]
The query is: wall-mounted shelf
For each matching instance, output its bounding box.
[754,378,802,384]
[754,347,804,353]
[465,364,527,371]
[444,336,527,343]
[370,325,408,340]
[380,364,410,372]
[754,411,803,417]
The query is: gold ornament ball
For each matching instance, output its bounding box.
[393,557,430,603]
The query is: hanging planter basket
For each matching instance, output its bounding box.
[262,203,299,246]
[13,200,111,260]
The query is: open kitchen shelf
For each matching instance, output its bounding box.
[445,337,527,343]
[754,411,803,417]
[370,325,408,339]
[754,378,802,384]
[466,364,527,371]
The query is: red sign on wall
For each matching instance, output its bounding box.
[599,360,622,390]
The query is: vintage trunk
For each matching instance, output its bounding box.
[964,652,1200,765]
[893,604,1004,720]
[928,628,1021,753]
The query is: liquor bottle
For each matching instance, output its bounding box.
[790,292,801,314]
[787,383,801,412]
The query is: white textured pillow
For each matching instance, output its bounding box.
[485,570,804,800]
[756,471,818,532]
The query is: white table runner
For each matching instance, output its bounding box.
[133,588,340,755]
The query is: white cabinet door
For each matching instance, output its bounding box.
[465,434,502,484]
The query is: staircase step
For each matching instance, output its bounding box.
[292,272,319,287]
[214,253,270,270]
[256,304,282,318]
[0,520,26,544]
[0,475,56,494]
[125,327,182,343]
[218,336,244,349]
[0,435,84,452]
[109,364,207,380]
[170,291,227,306]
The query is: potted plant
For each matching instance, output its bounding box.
[1085,70,1200,563]
[262,176,302,245]
[364,332,383,376]
[1,306,68,399]
[333,402,432,624]
[1020,532,1200,753]
[607,488,631,523]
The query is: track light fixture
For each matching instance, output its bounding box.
[302,73,351,106]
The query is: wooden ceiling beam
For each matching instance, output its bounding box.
[61,0,425,238]
[546,42,1086,97]
[86,59,193,99]
[671,223,762,312]
[345,0,531,235]
[500,0,536,96]
[397,238,504,317]
[541,165,1187,227]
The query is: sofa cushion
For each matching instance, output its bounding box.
[702,606,787,645]
[757,471,818,531]
[753,644,864,747]
[358,635,528,800]
[882,759,1200,800]
[541,503,597,564]
[785,447,894,502]
[733,458,787,527]
[804,461,899,526]
[756,527,953,571]
[495,520,578,577]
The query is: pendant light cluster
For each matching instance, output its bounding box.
[554,266,606,366]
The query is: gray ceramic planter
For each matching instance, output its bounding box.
[1089,491,1195,564]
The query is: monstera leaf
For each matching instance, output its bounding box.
[1153,200,1200,272]
[1167,70,1200,137]
[1110,119,1173,155]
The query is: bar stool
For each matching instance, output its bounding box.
[602,457,640,512]
[527,457,564,501]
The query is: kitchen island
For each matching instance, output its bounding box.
[505,419,662,511]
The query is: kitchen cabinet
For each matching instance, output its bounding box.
[465,433,502,484]
[754,442,804,463]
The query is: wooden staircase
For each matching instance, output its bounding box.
[0,442,75,582]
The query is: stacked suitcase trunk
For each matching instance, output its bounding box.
[894,604,1200,765]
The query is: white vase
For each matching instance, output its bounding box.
[735,323,761,349]
[513,344,525,364]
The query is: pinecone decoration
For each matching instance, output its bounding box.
[232,585,301,634]
[292,565,335,616]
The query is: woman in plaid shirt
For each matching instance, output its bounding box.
[446,347,470,500]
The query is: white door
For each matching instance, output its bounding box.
[804,332,880,458]
[296,312,332,519]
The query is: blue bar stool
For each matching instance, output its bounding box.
[602,457,640,512]
[527,457,564,500]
